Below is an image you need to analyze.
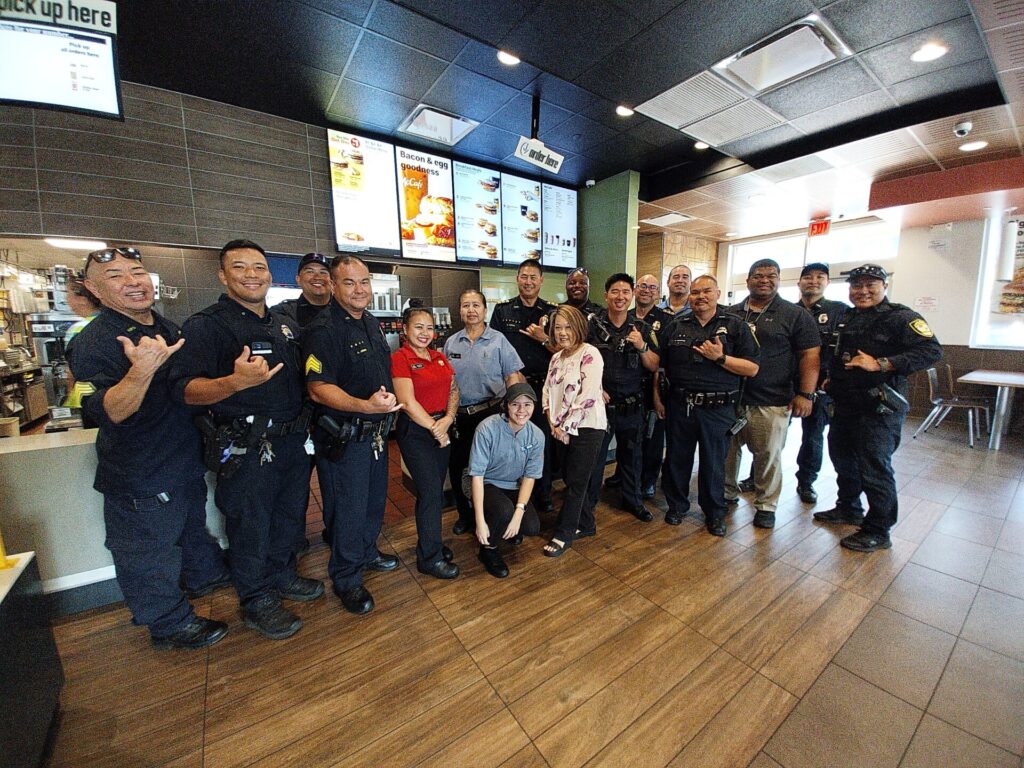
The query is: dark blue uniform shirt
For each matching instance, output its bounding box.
[272,295,329,330]
[587,310,658,400]
[798,297,849,383]
[657,308,760,391]
[489,295,554,380]
[67,307,204,498]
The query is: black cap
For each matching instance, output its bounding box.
[841,263,889,282]
[504,382,538,404]
[800,262,830,277]
[298,252,330,272]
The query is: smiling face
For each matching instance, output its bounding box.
[849,276,886,309]
[506,394,535,428]
[332,259,372,315]
[565,271,589,304]
[84,254,155,320]
[688,277,720,315]
[746,264,780,303]
[667,266,691,300]
[459,291,486,327]
[517,263,543,301]
[605,280,633,314]
[297,262,332,303]
[552,315,577,350]
[635,273,659,309]
[219,247,271,307]
[403,310,435,351]
[798,269,829,302]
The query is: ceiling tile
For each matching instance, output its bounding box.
[267,4,361,76]
[605,0,686,25]
[500,0,645,82]
[859,16,988,86]
[852,146,933,176]
[525,72,600,113]
[421,65,520,122]
[540,152,587,184]
[581,133,655,166]
[789,90,898,135]
[451,124,521,159]
[757,155,835,183]
[345,32,448,100]
[759,60,879,120]
[626,118,693,148]
[699,172,774,199]
[683,100,785,146]
[391,0,539,46]
[656,188,716,210]
[941,147,1022,168]
[484,93,573,137]
[831,129,920,163]
[909,105,1014,145]
[298,0,374,25]
[453,40,542,89]
[366,1,469,61]
[889,59,999,105]
[327,79,417,131]
[820,0,971,53]
[927,129,1020,161]
[540,114,619,154]
[580,98,636,131]
[721,124,806,160]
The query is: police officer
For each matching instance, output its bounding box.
[304,255,402,615]
[563,267,602,316]
[69,246,229,650]
[793,262,849,504]
[654,275,760,536]
[814,264,941,552]
[658,264,692,315]
[489,259,555,511]
[172,239,323,641]
[585,273,660,521]
[273,252,332,329]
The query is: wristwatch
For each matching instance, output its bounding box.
[639,343,649,353]
[714,354,727,365]
[877,357,893,373]
[796,391,818,402]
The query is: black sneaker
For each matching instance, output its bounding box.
[752,510,775,529]
[813,507,865,525]
[738,477,755,493]
[243,600,302,640]
[151,617,228,650]
[478,546,509,579]
[276,575,325,602]
[797,485,818,504]
[366,552,399,571]
[840,530,892,552]
[185,571,232,599]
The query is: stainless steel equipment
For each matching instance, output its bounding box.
[27,312,79,405]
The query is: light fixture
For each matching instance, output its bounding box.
[615,105,634,117]
[910,42,948,63]
[397,104,478,146]
[497,50,520,66]
[44,238,106,250]
[639,212,693,227]
[959,140,989,152]
[725,231,739,236]
[694,141,710,150]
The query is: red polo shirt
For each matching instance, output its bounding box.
[391,345,453,414]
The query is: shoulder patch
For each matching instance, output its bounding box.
[280,324,295,340]
[72,381,96,398]
[909,318,933,338]
[304,354,323,375]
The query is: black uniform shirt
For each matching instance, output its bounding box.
[636,305,674,404]
[170,294,304,421]
[489,295,554,380]
[272,295,329,330]
[725,296,820,406]
[587,310,658,400]
[656,307,759,392]
[302,299,393,422]
[67,307,204,498]
[798,297,849,381]
[827,299,942,402]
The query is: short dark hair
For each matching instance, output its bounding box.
[517,259,543,275]
[604,272,634,291]
[69,276,102,308]
[401,306,432,325]
[459,288,487,309]
[748,258,780,277]
[219,238,265,268]
[329,254,368,276]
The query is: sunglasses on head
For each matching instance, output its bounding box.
[85,247,142,267]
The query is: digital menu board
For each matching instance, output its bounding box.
[500,173,542,264]
[328,129,400,254]
[541,183,578,270]
[396,146,455,263]
[453,161,502,263]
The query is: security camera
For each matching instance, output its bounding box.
[585,179,596,188]
[953,121,972,138]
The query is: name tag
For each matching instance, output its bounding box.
[251,341,272,356]
[449,352,462,359]
[411,362,425,370]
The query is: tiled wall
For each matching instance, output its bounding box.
[636,231,719,299]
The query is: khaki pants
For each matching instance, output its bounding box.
[725,405,791,512]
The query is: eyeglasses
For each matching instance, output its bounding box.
[85,247,142,268]
[636,283,659,291]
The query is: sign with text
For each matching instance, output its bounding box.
[541,183,578,270]
[396,146,455,263]
[453,160,502,264]
[501,172,542,264]
[515,136,564,174]
[328,129,400,255]
[807,219,830,237]
[0,0,116,33]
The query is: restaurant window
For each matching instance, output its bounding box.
[970,214,1024,350]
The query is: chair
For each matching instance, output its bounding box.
[912,367,989,447]
[945,364,993,435]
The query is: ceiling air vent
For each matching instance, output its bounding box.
[682,100,784,147]
[635,71,745,129]
[397,104,478,146]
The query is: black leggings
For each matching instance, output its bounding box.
[448,405,498,527]
[554,427,607,542]
[480,484,540,547]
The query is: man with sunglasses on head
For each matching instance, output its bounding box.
[170,239,323,641]
[272,252,332,329]
[67,247,230,650]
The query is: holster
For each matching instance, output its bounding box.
[194,413,251,479]
[317,415,354,462]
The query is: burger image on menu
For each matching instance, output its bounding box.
[524,229,540,242]
[997,268,1024,313]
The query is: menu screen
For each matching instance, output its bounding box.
[396,146,456,263]
[501,173,542,264]
[453,161,502,263]
[328,129,400,254]
[541,183,578,269]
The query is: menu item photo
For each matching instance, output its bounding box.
[328,129,400,254]
[397,147,456,262]
[501,172,543,264]
[454,161,503,263]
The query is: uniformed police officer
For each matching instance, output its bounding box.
[563,267,602,316]
[814,263,941,552]
[304,255,402,615]
[585,273,660,520]
[653,275,760,536]
[793,262,849,504]
[272,252,332,329]
[69,246,229,650]
[489,259,555,511]
[172,239,323,641]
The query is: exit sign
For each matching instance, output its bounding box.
[808,219,831,237]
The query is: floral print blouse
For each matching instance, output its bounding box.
[543,342,607,435]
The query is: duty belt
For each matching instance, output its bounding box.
[458,396,502,416]
[606,393,643,410]
[216,409,310,437]
[670,388,739,407]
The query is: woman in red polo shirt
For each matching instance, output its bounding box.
[392,307,461,579]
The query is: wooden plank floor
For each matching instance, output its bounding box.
[49,419,1024,768]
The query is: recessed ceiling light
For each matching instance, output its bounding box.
[44,238,107,250]
[959,140,989,152]
[640,212,693,227]
[497,50,520,66]
[615,105,635,117]
[725,231,739,236]
[694,141,710,150]
[910,42,948,63]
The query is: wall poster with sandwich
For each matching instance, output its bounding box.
[396,146,456,263]
[328,128,401,255]
[541,183,578,270]
[453,161,502,263]
[501,172,542,264]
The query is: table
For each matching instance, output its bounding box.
[958,370,1024,450]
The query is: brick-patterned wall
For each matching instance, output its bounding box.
[663,232,717,281]
[636,233,663,284]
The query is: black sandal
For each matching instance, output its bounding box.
[543,538,569,557]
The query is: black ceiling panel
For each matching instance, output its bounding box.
[760,60,880,120]
[582,132,656,166]
[720,124,806,160]
[580,98,635,132]
[789,90,898,135]
[859,17,988,87]
[345,32,449,101]
[421,66,520,122]
[605,0,687,26]
[626,117,691,148]
[524,72,598,113]
[326,80,416,132]
[366,1,469,61]
[454,40,542,89]
[819,0,971,53]
[298,0,374,25]
[888,58,1000,106]
[261,4,362,76]
[484,93,573,137]
[452,124,522,159]
[539,114,619,154]
[392,0,540,46]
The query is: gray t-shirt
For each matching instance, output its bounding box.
[469,414,544,490]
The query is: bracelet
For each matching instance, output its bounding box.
[515,502,526,510]
[639,343,649,353]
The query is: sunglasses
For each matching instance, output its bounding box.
[85,247,142,267]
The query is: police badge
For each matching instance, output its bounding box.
[280,324,295,340]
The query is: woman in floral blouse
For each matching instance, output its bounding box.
[542,305,607,556]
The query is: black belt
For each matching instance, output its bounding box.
[216,411,310,436]
[607,394,643,409]
[458,396,501,416]
[670,388,739,407]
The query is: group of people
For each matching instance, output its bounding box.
[68,241,941,653]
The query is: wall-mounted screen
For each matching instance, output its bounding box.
[541,183,578,270]
[501,173,542,264]
[0,18,122,118]
[453,161,502,263]
[396,146,455,263]
[328,129,400,255]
